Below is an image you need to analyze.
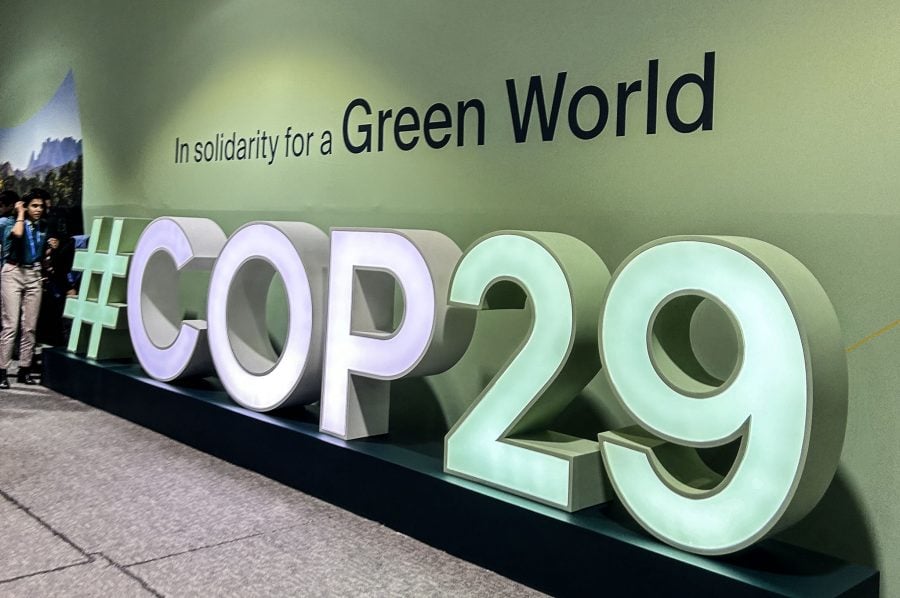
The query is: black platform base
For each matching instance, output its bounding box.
[42,348,878,597]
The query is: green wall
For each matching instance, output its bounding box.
[3,1,897,593]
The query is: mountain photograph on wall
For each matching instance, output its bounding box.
[0,70,83,235]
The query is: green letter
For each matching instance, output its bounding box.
[445,232,611,511]
[599,236,847,554]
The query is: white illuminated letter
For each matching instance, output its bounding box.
[127,217,226,381]
[207,222,329,411]
[599,236,847,555]
[320,229,474,440]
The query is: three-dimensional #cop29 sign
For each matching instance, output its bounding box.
[115,216,846,556]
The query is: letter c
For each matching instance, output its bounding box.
[127,217,227,381]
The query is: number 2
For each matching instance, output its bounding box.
[444,231,611,511]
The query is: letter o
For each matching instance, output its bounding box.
[207,221,329,410]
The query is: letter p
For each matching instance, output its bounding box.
[320,229,474,440]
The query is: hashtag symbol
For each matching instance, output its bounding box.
[64,217,150,359]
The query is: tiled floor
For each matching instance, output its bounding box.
[0,383,544,597]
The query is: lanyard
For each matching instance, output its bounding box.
[24,221,39,263]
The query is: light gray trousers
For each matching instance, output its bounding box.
[0,263,43,370]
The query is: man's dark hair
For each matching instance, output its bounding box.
[22,188,50,204]
[0,189,20,207]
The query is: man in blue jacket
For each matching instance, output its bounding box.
[0,189,58,388]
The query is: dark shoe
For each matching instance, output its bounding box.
[0,376,9,390]
[17,366,38,385]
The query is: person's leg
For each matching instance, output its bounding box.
[0,264,24,387]
[18,268,43,383]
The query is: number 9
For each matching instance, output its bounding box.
[598,236,847,555]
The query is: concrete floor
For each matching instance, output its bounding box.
[0,382,545,597]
